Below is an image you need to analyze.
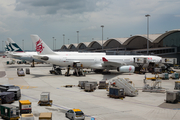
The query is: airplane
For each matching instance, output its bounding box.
[5,38,106,67]
[31,35,162,75]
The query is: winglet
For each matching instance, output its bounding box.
[102,57,108,62]
[30,35,56,55]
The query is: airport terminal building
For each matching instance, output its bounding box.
[58,29,180,65]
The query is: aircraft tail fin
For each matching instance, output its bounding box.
[30,35,56,55]
[7,38,23,52]
[5,41,11,51]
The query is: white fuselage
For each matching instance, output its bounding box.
[38,54,162,69]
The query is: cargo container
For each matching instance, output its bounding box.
[84,83,95,92]
[79,81,88,89]
[171,73,179,79]
[19,100,32,114]
[108,87,125,98]
[98,81,107,89]
[0,104,20,120]
[89,81,98,87]
[162,73,169,80]
[0,92,14,104]
[38,92,52,106]
[26,68,30,74]
[166,91,178,103]
[21,114,34,120]
[174,81,180,90]
[39,112,52,120]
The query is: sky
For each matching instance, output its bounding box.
[0,0,180,51]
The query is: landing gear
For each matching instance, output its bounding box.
[31,59,35,67]
[50,65,62,75]
[72,63,85,77]
[65,65,71,76]
[73,68,85,76]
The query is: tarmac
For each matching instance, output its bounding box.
[1,57,180,120]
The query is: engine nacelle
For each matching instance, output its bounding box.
[117,66,135,73]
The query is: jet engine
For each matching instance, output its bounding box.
[117,66,135,73]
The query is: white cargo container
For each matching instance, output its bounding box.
[40,92,50,102]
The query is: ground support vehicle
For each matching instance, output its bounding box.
[19,100,31,114]
[0,92,14,104]
[65,109,85,120]
[108,87,125,99]
[0,104,20,120]
[170,73,179,79]
[0,84,21,100]
[17,68,25,76]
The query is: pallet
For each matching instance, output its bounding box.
[38,100,53,106]
[84,90,94,92]
[107,94,125,99]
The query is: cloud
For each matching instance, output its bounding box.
[15,0,109,15]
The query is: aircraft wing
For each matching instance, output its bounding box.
[102,57,126,67]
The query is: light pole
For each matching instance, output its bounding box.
[68,39,69,44]
[77,31,79,43]
[145,14,150,55]
[101,25,104,50]
[55,39,56,50]
[2,41,4,51]
[92,38,94,41]
[63,34,65,45]
[52,37,54,50]
[22,39,24,51]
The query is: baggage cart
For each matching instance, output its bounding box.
[174,81,180,90]
[38,92,52,106]
[166,91,178,103]
[79,81,88,89]
[0,104,20,120]
[98,81,107,89]
[84,83,95,92]
[26,68,30,74]
[108,87,125,98]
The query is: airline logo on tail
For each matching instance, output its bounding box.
[36,39,44,53]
